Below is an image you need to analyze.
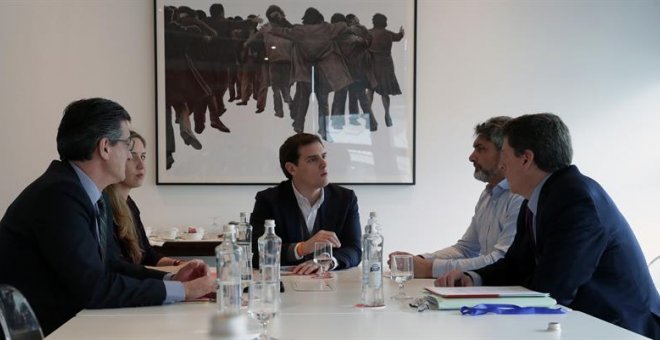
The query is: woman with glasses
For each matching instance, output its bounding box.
[104,131,183,267]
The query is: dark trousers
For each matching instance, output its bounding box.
[291,82,329,139]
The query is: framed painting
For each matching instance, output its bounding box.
[155,0,416,184]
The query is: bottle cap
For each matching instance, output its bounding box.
[223,224,236,233]
[265,219,275,228]
[369,211,377,218]
[547,322,561,331]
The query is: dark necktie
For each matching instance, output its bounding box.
[525,206,537,254]
[96,199,108,259]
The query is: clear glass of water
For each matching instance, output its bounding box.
[248,281,280,340]
[313,242,333,279]
[390,254,414,300]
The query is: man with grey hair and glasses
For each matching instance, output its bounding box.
[389,116,523,278]
[0,98,216,336]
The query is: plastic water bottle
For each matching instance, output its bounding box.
[361,212,385,307]
[236,212,253,284]
[257,219,282,283]
[215,224,243,315]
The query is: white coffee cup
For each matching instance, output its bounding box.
[160,227,178,240]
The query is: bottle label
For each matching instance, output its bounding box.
[368,262,382,288]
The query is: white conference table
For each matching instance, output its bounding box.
[47,267,647,339]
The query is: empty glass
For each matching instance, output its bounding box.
[247,281,279,340]
[312,242,333,279]
[390,254,414,300]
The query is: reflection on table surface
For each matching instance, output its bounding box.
[47,268,646,340]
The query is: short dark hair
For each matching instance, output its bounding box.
[279,133,323,179]
[346,14,359,25]
[266,5,283,20]
[503,113,573,173]
[177,6,195,18]
[56,98,131,161]
[372,13,387,28]
[474,116,511,150]
[331,13,346,24]
[209,3,224,18]
[302,7,323,25]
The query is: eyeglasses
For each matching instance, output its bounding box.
[111,137,135,150]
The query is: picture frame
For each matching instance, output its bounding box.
[155,0,416,184]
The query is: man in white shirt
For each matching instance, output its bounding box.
[250,133,362,274]
[389,116,523,278]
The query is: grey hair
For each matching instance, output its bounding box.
[474,116,511,150]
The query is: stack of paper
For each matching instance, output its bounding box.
[423,286,557,310]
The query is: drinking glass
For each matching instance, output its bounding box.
[247,281,279,340]
[312,242,333,279]
[209,216,221,239]
[390,254,414,300]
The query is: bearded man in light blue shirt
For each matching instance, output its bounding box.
[389,116,523,278]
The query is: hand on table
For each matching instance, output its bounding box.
[434,269,473,287]
[291,259,320,275]
[173,260,209,282]
[387,251,432,277]
[386,251,413,267]
[183,275,216,300]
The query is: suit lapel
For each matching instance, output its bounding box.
[61,161,105,260]
[282,181,310,241]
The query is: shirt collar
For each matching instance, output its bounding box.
[527,174,552,215]
[291,181,324,209]
[488,178,510,199]
[69,161,102,207]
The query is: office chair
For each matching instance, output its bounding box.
[0,285,43,340]
[649,255,660,293]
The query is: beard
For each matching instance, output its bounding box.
[473,166,494,183]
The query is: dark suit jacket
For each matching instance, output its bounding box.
[474,165,660,338]
[250,181,361,269]
[0,161,166,336]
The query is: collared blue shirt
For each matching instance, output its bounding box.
[69,161,103,244]
[467,175,553,286]
[422,179,523,277]
[69,161,185,304]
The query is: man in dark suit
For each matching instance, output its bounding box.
[0,98,215,336]
[250,133,361,274]
[435,113,659,338]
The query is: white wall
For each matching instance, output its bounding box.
[1,0,658,261]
